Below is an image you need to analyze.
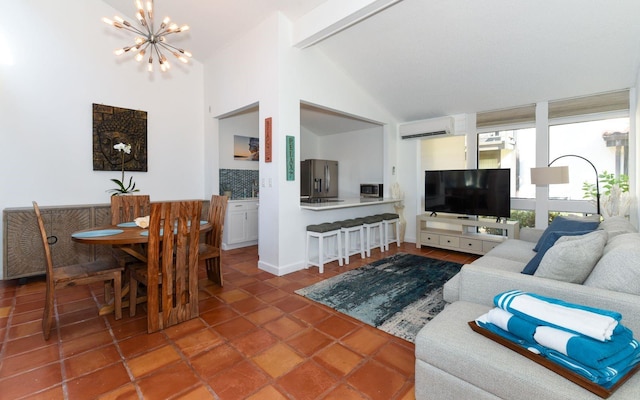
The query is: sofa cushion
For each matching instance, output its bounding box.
[522,230,592,275]
[532,215,601,252]
[445,255,527,304]
[599,216,637,238]
[472,255,527,272]
[482,239,536,264]
[534,230,607,283]
[584,233,640,295]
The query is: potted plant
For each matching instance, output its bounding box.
[107,142,140,196]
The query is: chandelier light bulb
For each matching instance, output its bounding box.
[103,0,192,73]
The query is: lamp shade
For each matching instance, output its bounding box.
[530,166,569,185]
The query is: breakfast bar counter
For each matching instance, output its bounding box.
[300,197,400,211]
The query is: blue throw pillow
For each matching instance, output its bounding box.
[532,216,600,252]
[522,230,593,275]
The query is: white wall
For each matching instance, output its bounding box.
[0,1,205,277]
[203,13,398,275]
[301,127,384,198]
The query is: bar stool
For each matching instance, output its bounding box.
[380,213,401,251]
[306,222,343,273]
[338,219,365,265]
[362,215,384,257]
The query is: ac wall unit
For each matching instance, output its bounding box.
[399,116,454,139]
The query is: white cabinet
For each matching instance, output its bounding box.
[416,214,519,255]
[222,199,259,250]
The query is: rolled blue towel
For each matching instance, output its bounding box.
[494,290,622,341]
[476,312,640,388]
[475,312,546,355]
[486,308,538,343]
[534,325,639,370]
[545,345,640,388]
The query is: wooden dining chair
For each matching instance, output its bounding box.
[110,195,150,267]
[128,200,202,333]
[33,201,124,340]
[110,195,151,226]
[200,195,228,285]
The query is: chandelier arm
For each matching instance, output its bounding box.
[109,23,144,37]
[152,43,164,61]
[158,41,187,54]
[110,18,149,37]
[156,29,180,37]
[154,24,174,37]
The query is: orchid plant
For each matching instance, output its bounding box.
[107,142,140,196]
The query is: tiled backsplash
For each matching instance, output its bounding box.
[220,169,259,199]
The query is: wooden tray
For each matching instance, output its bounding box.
[468,321,640,398]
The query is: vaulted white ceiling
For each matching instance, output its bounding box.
[103,0,640,128]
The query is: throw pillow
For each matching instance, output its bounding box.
[521,230,592,275]
[534,230,608,283]
[599,216,638,238]
[532,215,601,252]
[584,233,640,295]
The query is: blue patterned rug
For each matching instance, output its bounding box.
[295,253,462,342]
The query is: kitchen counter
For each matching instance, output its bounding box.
[300,197,401,211]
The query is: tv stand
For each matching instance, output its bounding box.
[416,214,520,255]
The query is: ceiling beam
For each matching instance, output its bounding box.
[292,0,401,49]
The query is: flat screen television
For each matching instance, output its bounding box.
[424,168,511,219]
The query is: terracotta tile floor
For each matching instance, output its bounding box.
[0,243,478,399]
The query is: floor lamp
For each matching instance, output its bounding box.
[530,154,601,215]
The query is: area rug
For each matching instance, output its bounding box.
[295,253,462,342]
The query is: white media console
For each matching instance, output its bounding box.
[416,214,520,255]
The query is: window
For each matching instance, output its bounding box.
[477,128,536,199]
[548,116,629,202]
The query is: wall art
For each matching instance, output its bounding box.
[93,103,148,172]
[234,135,259,161]
[286,135,295,181]
[265,117,272,163]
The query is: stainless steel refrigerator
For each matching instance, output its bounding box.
[300,159,338,199]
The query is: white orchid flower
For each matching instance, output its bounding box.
[108,142,139,196]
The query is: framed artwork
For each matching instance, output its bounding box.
[286,135,295,181]
[234,135,259,161]
[93,103,148,172]
[265,117,272,163]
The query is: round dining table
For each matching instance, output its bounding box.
[71,222,212,262]
[71,221,212,316]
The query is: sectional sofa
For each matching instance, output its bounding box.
[415,216,640,399]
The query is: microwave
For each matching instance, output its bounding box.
[360,183,383,198]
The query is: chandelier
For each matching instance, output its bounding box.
[103,0,192,72]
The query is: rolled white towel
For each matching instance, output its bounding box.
[494,290,621,341]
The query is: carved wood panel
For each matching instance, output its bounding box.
[3,201,210,280]
[3,205,109,279]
